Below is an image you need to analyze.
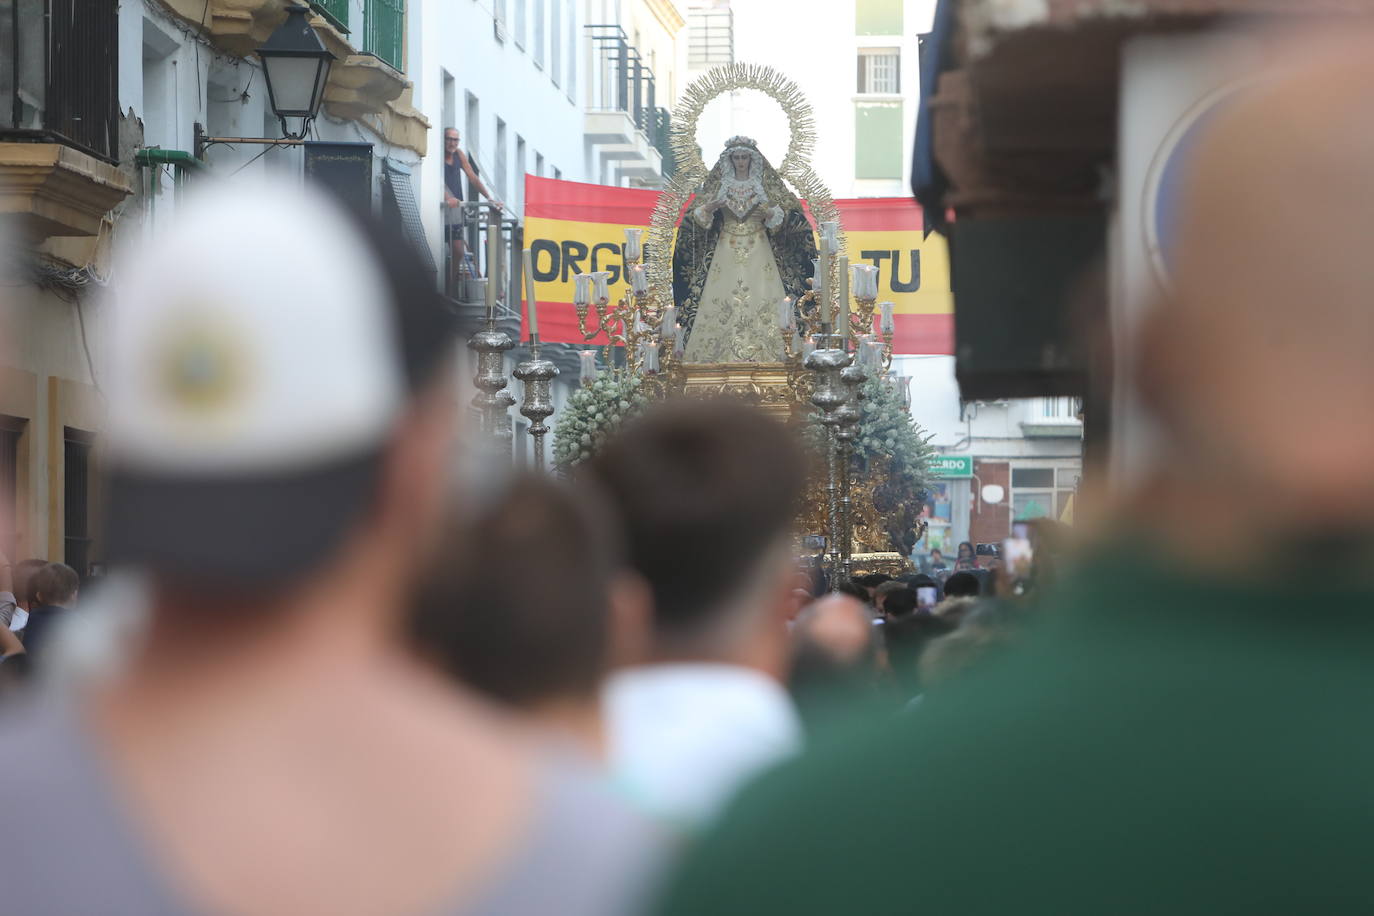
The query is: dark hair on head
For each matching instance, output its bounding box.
[14,558,47,609]
[833,578,869,603]
[875,580,908,599]
[854,573,892,589]
[883,587,918,618]
[958,541,975,556]
[30,563,78,607]
[943,571,981,598]
[584,399,805,639]
[411,474,624,707]
[885,611,957,694]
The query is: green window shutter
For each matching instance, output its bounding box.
[856,0,903,36]
[365,0,405,70]
[314,0,349,30]
[855,101,903,179]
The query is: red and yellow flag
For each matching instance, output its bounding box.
[522,175,953,354]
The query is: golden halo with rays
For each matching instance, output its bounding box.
[646,62,846,315]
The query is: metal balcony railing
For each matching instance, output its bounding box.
[1,0,119,162]
[440,200,522,312]
[652,107,673,177]
[584,24,658,140]
[312,0,350,30]
[365,0,405,71]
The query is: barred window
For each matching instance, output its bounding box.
[857,49,900,95]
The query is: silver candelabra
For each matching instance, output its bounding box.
[513,335,560,471]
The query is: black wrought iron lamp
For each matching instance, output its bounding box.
[194,5,335,158]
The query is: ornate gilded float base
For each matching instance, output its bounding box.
[850,553,911,577]
[665,361,810,421]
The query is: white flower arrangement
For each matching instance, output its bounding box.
[553,374,650,474]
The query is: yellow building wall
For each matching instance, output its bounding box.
[3,283,103,567]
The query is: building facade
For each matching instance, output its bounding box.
[2,0,429,572]
[685,0,929,198]
[894,352,1083,556]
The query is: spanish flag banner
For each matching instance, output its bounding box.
[522,175,953,354]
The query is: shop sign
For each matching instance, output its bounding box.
[930,455,973,478]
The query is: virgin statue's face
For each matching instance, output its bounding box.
[730,150,752,179]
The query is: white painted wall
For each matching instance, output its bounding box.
[415,0,588,264]
[125,0,427,231]
[687,0,934,198]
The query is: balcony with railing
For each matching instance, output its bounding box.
[0,0,132,239]
[583,24,664,185]
[306,0,428,155]
[365,0,405,71]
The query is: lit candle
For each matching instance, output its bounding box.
[854,264,879,300]
[624,227,644,262]
[673,326,686,358]
[817,250,831,327]
[820,220,839,255]
[592,271,611,305]
[879,301,895,335]
[579,350,598,384]
[573,273,592,307]
[661,306,677,338]
[866,339,883,372]
[629,264,648,296]
[802,336,817,361]
[644,344,660,374]
[522,249,538,340]
[776,295,795,331]
[837,256,850,340]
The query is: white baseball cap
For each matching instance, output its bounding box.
[101,177,458,584]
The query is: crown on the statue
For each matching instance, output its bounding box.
[724,136,759,151]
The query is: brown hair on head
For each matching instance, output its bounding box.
[583,397,805,640]
[411,474,625,707]
[30,562,78,607]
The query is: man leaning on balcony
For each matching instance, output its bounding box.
[444,127,500,287]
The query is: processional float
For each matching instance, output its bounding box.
[470,62,920,581]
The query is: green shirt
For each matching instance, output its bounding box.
[657,546,1374,914]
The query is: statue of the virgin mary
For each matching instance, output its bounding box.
[672,136,817,363]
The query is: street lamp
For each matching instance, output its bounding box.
[257,4,334,140]
[193,4,335,158]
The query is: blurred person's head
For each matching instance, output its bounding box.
[100,178,459,635]
[1137,30,1374,566]
[932,595,978,627]
[873,580,908,614]
[957,542,975,561]
[884,611,956,697]
[854,573,892,598]
[920,601,1018,689]
[881,587,918,620]
[14,558,46,609]
[929,549,945,566]
[30,563,78,608]
[412,475,647,754]
[833,577,870,604]
[584,399,805,678]
[943,571,981,599]
[788,593,880,717]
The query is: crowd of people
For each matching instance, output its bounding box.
[3,26,1374,914]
